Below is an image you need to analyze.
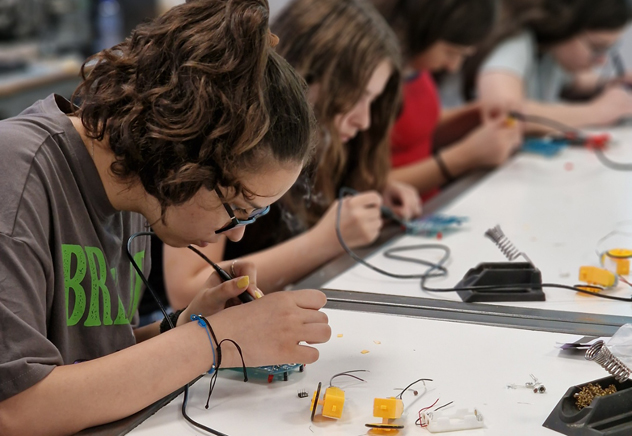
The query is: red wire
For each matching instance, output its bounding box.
[417,398,440,427]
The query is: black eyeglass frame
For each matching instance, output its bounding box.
[214,188,270,234]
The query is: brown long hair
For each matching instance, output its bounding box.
[463,0,632,99]
[272,0,402,227]
[73,0,316,213]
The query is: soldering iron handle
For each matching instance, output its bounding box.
[212,264,254,303]
[187,245,255,304]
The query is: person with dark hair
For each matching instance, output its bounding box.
[153,0,421,309]
[373,0,521,198]
[0,1,331,434]
[472,0,632,128]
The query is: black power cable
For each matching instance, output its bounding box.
[126,232,236,436]
[336,190,632,302]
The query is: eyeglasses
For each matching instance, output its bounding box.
[214,188,270,234]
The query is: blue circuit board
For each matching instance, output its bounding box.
[404,215,468,237]
[229,363,305,383]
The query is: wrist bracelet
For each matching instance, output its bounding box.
[191,314,217,374]
[159,309,184,333]
[434,152,455,182]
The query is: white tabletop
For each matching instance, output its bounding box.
[130,309,611,436]
[323,127,632,318]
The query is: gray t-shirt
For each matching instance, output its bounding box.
[0,95,151,402]
[481,30,572,102]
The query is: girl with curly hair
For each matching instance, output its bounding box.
[157,0,422,310]
[0,1,330,433]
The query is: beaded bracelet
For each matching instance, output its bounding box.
[191,314,217,375]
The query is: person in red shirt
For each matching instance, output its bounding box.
[374,0,522,199]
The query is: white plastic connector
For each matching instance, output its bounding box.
[419,408,484,433]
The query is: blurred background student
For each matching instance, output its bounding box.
[468,0,632,129]
[373,0,521,200]
[145,0,422,314]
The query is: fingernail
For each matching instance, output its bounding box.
[254,290,264,299]
[237,276,250,289]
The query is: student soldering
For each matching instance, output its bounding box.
[373,0,522,200]
[468,0,632,130]
[0,1,331,434]
[151,0,422,311]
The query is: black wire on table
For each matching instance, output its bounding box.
[396,378,433,399]
[335,190,632,302]
[336,187,450,281]
[127,232,230,436]
[434,401,453,412]
[329,370,369,387]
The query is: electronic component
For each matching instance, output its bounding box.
[230,363,304,383]
[507,374,546,393]
[310,370,368,421]
[404,215,468,237]
[310,382,345,420]
[543,132,612,149]
[579,266,618,289]
[365,397,405,430]
[601,248,632,276]
[596,226,632,275]
[522,137,568,157]
[418,408,485,433]
[365,378,431,431]
[298,389,308,398]
[521,131,611,157]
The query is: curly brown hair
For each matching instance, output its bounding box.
[272,0,402,227]
[72,0,315,212]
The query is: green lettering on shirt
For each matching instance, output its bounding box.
[110,267,129,325]
[62,244,145,327]
[63,244,87,326]
[84,247,112,326]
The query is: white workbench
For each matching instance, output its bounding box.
[323,127,632,317]
[130,309,610,436]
